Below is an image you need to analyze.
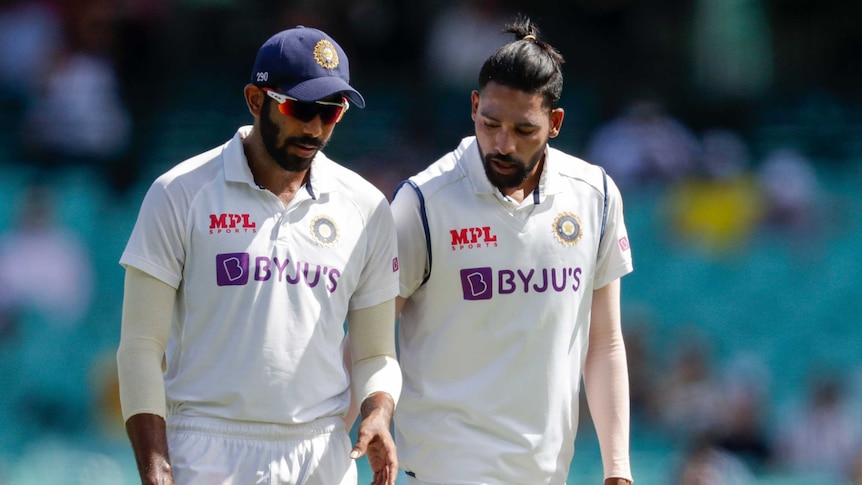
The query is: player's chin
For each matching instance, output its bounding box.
[276,154,314,172]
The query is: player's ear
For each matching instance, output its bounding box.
[244,84,265,117]
[471,90,480,122]
[549,107,564,138]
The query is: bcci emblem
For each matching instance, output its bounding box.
[311,215,339,247]
[552,212,583,246]
[313,40,339,69]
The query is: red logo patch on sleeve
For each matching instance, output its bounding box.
[619,237,630,251]
[392,257,399,272]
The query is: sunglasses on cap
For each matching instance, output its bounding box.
[262,88,349,125]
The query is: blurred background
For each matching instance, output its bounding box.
[0,0,860,483]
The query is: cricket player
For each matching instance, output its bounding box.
[116,26,402,485]
[391,18,634,484]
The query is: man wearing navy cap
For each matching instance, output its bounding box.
[116,26,401,485]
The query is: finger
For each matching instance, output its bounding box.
[386,463,398,485]
[350,435,368,460]
[388,461,398,485]
[373,467,389,485]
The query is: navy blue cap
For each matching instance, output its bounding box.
[251,26,365,108]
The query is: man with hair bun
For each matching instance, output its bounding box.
[391,17,634,484]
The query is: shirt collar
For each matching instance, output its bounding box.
[223,125,335,199]
[461,136,565,202]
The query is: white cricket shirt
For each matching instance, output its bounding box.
[120,126,399,424]
[392,136,633,484]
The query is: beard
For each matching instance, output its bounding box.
[260,102,328,172]
[480,143,546,190]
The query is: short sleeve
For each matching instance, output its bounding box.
[391,181,429,298]
[120,179,187,289]
[594,174,633,289]
[348,195,400,310]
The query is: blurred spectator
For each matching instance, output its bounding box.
[585,97,701,191]
[422,0,512,147]
[699,128,750,180]
[674,434,757,485]
[654,332,724,441]
[424,0,510,91]
[713,353,774,473]
[775,372,862,480]
[0,181,93,332]
[689,0,772,131]
[756,147,820,232]
[0,0,63,106]
[20,0,135,195]
[0,181,95,435]
[665,129,762,256]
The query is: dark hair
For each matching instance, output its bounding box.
[477,17,565,109]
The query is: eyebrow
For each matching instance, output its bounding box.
[479,110,541,129]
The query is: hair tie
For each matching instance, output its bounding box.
[523,34,537,41]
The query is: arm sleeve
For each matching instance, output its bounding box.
[584,279,633,482]
[347,298,402,407]
[120,179,187,289]
[350,195,400,310]
[116,266,175,422]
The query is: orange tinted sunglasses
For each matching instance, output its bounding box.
[262,88,349,124]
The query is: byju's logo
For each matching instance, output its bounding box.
[460,267,493,300]
[216,253,250,286]
[459,265,583,300]
[215,253,343,292]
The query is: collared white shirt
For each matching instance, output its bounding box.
[392,136,633,484]
[121,126,399,424]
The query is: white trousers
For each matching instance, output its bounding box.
[166,415,356,485]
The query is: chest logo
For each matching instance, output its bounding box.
[311,215,339,247]
[552,212,583,246]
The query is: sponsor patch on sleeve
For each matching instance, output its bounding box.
[619,236,630,251]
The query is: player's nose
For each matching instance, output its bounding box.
[301,115,325,137]
[494,129,515,155]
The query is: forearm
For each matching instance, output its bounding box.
[584,332,631,479]
[125,413,173,484]
[117,267,176,484]
[584,280,633,482]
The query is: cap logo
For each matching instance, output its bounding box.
[313,40,339,69]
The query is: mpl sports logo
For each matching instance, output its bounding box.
[216,252,341,292]
[449,226,498,251]
[209,213,257,234]
[459,265,583,300]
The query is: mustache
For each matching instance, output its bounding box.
[285,135,325,149]
[486,153,523,166]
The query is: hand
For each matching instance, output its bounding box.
[350,392,398,485]
[604,478,632,485]
[125,413,175,485]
